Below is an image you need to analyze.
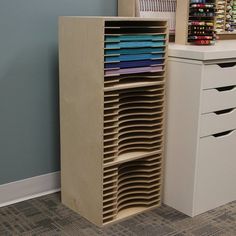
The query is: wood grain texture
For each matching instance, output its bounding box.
[175,0,189,45]
[59,17,104,226]
[218,33,236,40]
[118,0,137,17]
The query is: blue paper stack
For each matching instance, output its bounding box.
[104,34,166,77]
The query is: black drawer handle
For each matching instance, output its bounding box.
[213,130,234,138]
[217,62,236,68]
[216,86,236,92]
[214,108,234,115]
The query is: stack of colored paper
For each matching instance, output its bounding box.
[104,34,166,77]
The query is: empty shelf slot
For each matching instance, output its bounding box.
[104,154,117,163]
[104,79,165,90]
[118,183,161,194]
[103,172,117,180]
[118,124,162,133]
[118,178,161,188]
[117,197,160,213]
[104,166,117,173]
[118,187,160,199]
[103,187,117,195]
[103,200,117,209]
[105,21,167,27]
[103,185,118,193]
[104,126,118,133]
[118,112,163,120]
[104,147,117,155]
[105,66,164,77]
[118,167,162,178]
[104,140,117,148]
[118,119,163,127]
[119,107,163,116]
[103,212,116,222]
[104,120,118,128]
[118,138,162,147]
[118,130,163,140]
[118,173,161,184]
[105,34,166,43]
[118,145,162,156]
[103,206,117,216]
[105,28,167,35]
[117,191,161,208]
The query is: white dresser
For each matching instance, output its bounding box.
[164,41,236,217]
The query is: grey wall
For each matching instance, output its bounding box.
[0,0,117,185]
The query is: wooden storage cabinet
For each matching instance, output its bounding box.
[59,17,167,226]
[165,45,236,216]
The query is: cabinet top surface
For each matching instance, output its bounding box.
[169,41,236,61]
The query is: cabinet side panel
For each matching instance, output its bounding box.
[59,17,104,226]
[118,0,137,17]
[164,59,202,216]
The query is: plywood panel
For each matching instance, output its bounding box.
[59,17,104,226]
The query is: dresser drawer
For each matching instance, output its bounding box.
[200,108,236,137]
[203,62,236,89]
[195,130,236,215]
[201,86,236,113]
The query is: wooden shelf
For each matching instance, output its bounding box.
[59,17,167,227]
[104,150,163,167]
[104,81,165,92]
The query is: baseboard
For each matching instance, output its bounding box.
[0,171,61,207]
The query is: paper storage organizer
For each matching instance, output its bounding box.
[59,17,167,226]
[175,0,217,45]
[118,0,177,34]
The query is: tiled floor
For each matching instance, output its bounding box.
[0,193,235,236]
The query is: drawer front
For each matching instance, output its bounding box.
[195,130,236,215]
[203,62,236,89]
[200,108,236,137]
[201,86,236,113]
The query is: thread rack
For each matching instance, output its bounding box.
[59,17,167,227]
[215,0,236,39]
[175,0,217,45]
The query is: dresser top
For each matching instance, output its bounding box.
[169,40,236,61]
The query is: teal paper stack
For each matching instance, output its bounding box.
[104,22,167,78]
